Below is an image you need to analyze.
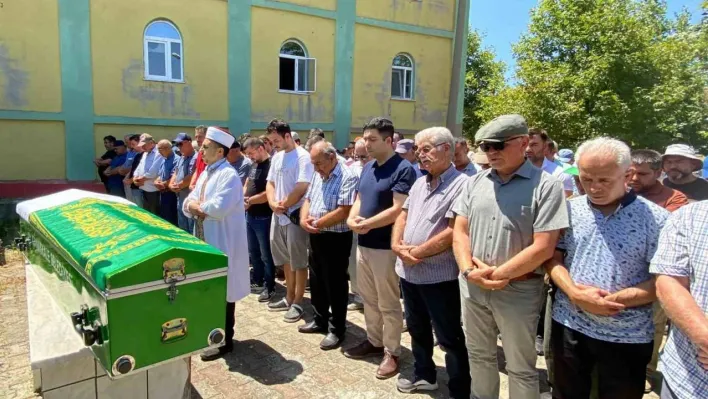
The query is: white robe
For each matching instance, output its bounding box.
[182,159,249,303]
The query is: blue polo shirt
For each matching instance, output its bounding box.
[107,153,127,188]
[159,153,176,182]
[356,154,417,250]
[552,191,669,344]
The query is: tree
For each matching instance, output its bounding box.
[463,30,507,138]
[484,0,708,150]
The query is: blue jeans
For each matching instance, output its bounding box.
[176,193,194,234]
[246,213,275,291]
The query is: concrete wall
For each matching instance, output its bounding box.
[0,0,468,188]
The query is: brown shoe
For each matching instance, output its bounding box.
[376,352,399,380]
[343,340,384,359]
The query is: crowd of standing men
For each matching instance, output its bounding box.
[94,116,708,399]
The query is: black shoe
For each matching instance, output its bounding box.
[200,345,233,361]
[258,289,275,303]
[298,320,327,334]
[320,333,343,351]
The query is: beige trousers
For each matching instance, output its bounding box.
[356,246,402,356]
[348,233,358,293]
[648,301,669,373]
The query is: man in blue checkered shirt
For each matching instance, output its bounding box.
[298,140,358,351]
[651,201,708,399]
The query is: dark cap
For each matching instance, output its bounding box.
[173,132,192,144]
[475,114,528,143]
[230,140,241,149]
[113,140,126,147]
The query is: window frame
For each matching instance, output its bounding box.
[144,20,184,83]
[391,54,414,100]
[278,40,316,94]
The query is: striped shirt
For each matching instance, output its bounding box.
[650,201,708,398]
[395,165,468,284]
[305,162,358,233]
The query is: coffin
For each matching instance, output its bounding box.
[16,190,228,378]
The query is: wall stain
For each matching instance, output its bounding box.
[121,59,200,118]
[0,43,28,109]
[251,90,332,123]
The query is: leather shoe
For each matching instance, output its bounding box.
[200,344,233,362]
[376,352,399,379]
[320,333,343,350]
[298,321,327,334]
[343,340,384,359]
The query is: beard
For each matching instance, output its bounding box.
[667,169,691,181]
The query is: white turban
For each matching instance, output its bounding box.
[206,126,235,148]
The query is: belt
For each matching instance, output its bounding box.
[511,272,543,282]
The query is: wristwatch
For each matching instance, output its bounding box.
[462,268,474,279]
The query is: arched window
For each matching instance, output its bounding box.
[279,40,316,93]
[144,20,183,82]
[391,54,414,100]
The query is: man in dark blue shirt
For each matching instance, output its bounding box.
[344,117,416,380]
[154,140,178,226]
[103,140,128,198]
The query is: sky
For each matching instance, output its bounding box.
[469,0,705,82]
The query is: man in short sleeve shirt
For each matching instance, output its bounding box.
[343,117,417,380]
[168,133,197,233]
[265,119,314,323]
[452,115,568,399]
[547,138,668,399]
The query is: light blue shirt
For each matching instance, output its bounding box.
[552,192,669,344]
[650,202,708,398]
[134,146,164,193]
[304,163,358,233]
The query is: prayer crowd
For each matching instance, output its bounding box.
[94,116,708,399]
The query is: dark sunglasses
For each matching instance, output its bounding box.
[478,136,522,153]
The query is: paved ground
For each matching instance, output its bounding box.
[0,252,662,399]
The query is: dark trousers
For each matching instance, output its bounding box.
[309,231,352,337]
[159,191,178,226]
[142,191,160,215]
[225,301,235,349]
[401,278,471,399]
[107,184,126,198]
[247,214,276,291]
[551,321,653,399]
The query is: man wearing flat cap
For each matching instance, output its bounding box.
[183,126,250,361]
[452,114,568,399]
[662,143,708,201]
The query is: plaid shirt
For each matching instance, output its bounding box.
[305,162,358,233]
[650,201,708,398]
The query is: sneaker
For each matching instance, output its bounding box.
[284,304,304,323]
[267,298,289,312]
[396,377,438,393]
[258,289,275,303]
[535,335,544,356]
[250,283,263,293]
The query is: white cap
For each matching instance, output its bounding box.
[206,126,235,148]
[663,144,703,171]
[291,131,300,141]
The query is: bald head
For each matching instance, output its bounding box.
[310,141,338,178]
[157,139,173,158]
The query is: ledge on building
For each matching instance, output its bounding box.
[0,180,105,199]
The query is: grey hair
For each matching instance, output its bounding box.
[305,135,324,151]
[311,140,337,158]
[453,136,468,146]
[631,149,662,170]
[415,127,455,149]
[576,137,632,170]
[354,139,366,150]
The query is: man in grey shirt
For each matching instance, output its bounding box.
[391,127,470,398]
[452,114,568,399]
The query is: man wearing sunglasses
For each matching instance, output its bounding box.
[452,114,569,399]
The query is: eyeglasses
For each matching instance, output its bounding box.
[354,155,369,161]
[478,136,522,153]
[416,143,445,155]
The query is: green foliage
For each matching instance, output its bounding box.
[463,31,507,138]
[469,0,708,151]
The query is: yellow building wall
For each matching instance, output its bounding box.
[0,121,66,180]
[250,8,335,124]
[93,125,195,158]
[0,0,62,112]
[356,0,456,32]
[351,25,452,132]
[90,0,228,120]
[276,0,336,11]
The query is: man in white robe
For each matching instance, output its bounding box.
[182,126,249,361]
